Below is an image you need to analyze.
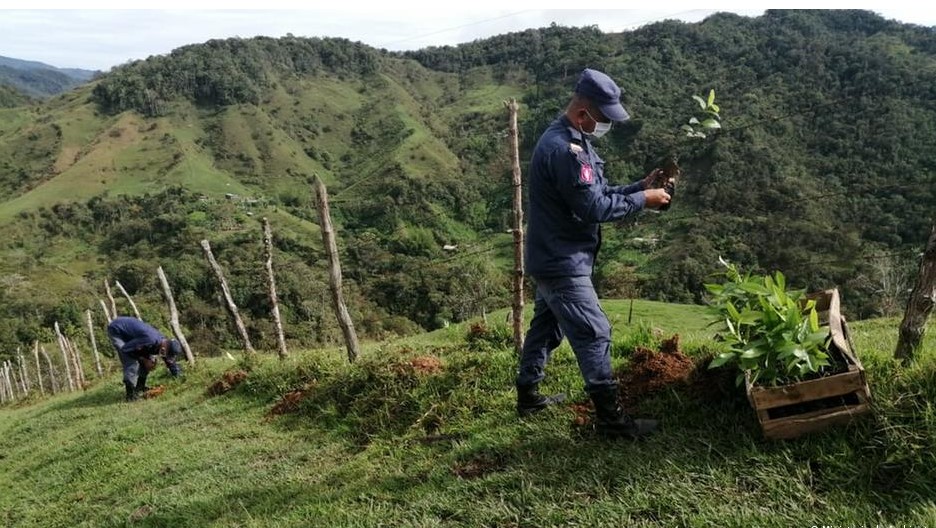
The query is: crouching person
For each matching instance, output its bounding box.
[106,316,183,401]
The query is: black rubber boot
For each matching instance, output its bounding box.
[124,381,138,402]
[516,384,566,417]
[590,387,658,439]
[135,370,150,395]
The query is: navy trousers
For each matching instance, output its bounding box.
[108,334,152,388]
[516,276,616,394]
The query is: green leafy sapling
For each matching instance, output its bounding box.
[651,89,723,211]
[705,258,832,387]
[681,89,722,139]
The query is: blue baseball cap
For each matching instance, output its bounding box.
[167,339,182,359]
[574,68,630,122]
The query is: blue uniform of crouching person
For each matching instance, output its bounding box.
[107,316,182,401]
[515,69,672,438]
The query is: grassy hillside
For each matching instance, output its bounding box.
[1,301,934,527]
[0,51,522,351]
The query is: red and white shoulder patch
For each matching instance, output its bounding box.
[579,164,594,184]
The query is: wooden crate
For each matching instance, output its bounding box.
[745,289,872,440]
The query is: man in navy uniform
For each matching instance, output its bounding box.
[516,68,671,438]
[107,316,183,401]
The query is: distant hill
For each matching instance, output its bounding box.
[0,55,97,97]
[0,83,35,107]
[0,10,934,354]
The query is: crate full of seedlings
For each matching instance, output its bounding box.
[744,289,870,439]
[706,262,872,440]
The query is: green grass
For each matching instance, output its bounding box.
[0,106,274,221]
[56,104,111,149]
[395,105,460,179]
[2,303,935,527]
[0,108,33,137]
[447,83,524,116]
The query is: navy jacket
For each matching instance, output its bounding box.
[107,316,165,357]
[525,115,646,278]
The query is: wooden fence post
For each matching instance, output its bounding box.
[156,267,195,365]
[2,363,9,402]
[263,218,289,360]
[54,322,75,391]
[3,362,14,401]
[40,345,59,395]
[104,280,118,320]
[14,359,26,396]
[200,240,255,355]
[17,347,29,395]
[4,364,12,402]
[12,361,22,398]
[896,220,936,363]
[313,175,360,363]
[114,280,142,319]
[8,361,17,400]
[504,98,525,355]
[100,299,113,323]
[67,337,86,388]
[33,341,45,396]
[86,310,104,376]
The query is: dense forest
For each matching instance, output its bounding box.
[0,10,933,353]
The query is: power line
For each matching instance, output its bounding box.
[615,9,712,31]
[436,240,514,264]
[380,10,535,48]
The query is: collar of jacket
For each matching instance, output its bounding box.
[559,113,593,154]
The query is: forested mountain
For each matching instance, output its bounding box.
[0,55,97,97]
[0,10,933,353]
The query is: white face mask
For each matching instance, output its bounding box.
[584,109,612,139]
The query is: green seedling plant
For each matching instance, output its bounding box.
[652,90,722,210]
[682,89,721,138]
[705,258,832,386]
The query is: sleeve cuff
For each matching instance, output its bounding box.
[617,177,645,195]
[632,189,646,211]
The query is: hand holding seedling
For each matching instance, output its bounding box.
[643,188,672,209]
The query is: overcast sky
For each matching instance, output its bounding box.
[2,4,935,71]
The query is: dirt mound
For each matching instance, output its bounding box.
[685,357,740,403]
[269,390,306,415]
[269,383,317,416]
[617,334,695,408]
[142,385,166,399]
[572,334,697,426]
[206,370,248,396]
[391,356,444,376]
[409,356,443,375]
[659,333,680,354]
